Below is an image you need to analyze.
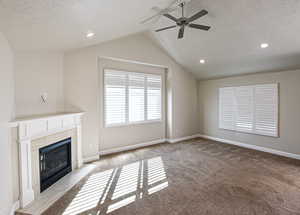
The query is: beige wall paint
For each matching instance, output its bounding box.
[173,68,199,138]
[199,69,300,155]
[15,52,64,117]
[0,32,15,215]
[64,32,199,159]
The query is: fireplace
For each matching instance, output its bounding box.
[39,138,72,192]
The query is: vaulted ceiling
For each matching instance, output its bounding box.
[1,0,300,79]
[151,0,300,79]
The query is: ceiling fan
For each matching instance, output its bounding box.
[155,2,211,39]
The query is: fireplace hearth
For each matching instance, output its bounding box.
[39,138,72,192]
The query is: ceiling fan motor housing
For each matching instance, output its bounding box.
[177,17,188,26]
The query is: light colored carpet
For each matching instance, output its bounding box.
[42,138,300,215]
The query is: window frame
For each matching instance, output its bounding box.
[219,83,279,137]
[103,68,163,128]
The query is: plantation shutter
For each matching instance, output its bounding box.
[235,86,254,132]
[147,75,162,120]
[219,83,278,137]
[254,84,278,137]
[104,69,163,126]
[128,73,145,122]
[219,87,236,130]
[104,70,127,125]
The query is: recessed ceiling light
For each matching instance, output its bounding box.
[200,59,205,64]
[260,43,269,49]
[86,31,95,39]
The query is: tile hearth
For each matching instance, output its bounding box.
[16,163,98,215]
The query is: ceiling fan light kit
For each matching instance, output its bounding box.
[155,2,211,39]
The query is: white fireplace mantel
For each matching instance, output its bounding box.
[10,112,84,208]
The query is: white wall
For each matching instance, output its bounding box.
[199,69,300,155]
[0,32,15,215]
[64,32,199,159]
[14,52,64,117]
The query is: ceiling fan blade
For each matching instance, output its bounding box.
[187,10,208,23]
[155,25,177,32]
[178,26,185,39]
[163,13,178,22]
[188,24,211,31]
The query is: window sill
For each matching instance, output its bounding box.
[105,120,163,128]
[219,127,279,138]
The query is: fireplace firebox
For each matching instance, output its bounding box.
[39,138,72,192]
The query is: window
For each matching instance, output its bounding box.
[104,69,162,127]
[219,83,278,137]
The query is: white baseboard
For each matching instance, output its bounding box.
[83,155,100,163]
[10,201,20,215]
[86,134,300,161]
[167,134,200,143]
[99,138,167,156]
[98,135,203,156]
[199,134,300,160]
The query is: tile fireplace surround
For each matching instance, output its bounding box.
[10,112,85,209]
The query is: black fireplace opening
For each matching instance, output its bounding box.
[39,137,72,192]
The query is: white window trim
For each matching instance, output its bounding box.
[103,68,163,128]
[105,119,163,128]
[219,83,279,138]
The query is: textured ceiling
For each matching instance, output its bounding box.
[1,0,300,79]
[151,0,300,79]
[0,0,168,51]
